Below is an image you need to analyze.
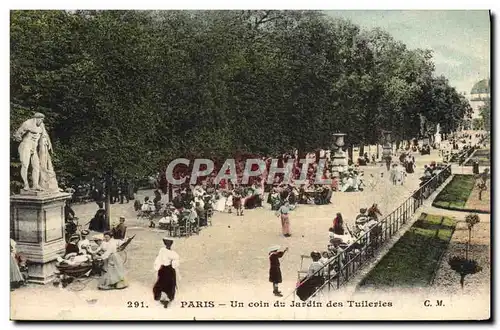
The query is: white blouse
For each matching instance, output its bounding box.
[154,247,180,271]
[100,239,117,259]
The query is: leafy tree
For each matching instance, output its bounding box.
[479,99,491,131]
[10,9,475,200]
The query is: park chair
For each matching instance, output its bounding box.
[297,254,312,283]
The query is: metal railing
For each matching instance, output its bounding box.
[291,161,457,301]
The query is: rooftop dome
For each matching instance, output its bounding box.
[471,79,490,95]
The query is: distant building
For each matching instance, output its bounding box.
[468,78,490,120]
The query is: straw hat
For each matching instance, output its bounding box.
[162,237,174,246]
[92,233,104,241]
[268,245,280,253]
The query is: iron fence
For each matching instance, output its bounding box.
[291,162,456,301]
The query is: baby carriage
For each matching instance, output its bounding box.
[54,258,103,291]
[54,235,136,291]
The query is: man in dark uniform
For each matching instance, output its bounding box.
[113,216,127,240]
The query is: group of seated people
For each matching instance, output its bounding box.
[58,219,128,266]
[338,167,364,192]
[213,182,265,214]
[356,152,375,166]
[296,204,383,301]
[420,161,448,186]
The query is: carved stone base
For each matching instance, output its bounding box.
[382,146,392,159]
[10,192,71,284]
[331,153,348,177]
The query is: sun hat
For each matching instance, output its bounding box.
[92,233,104,241]
[268,245,280,253]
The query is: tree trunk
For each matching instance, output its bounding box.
[359,144,365,157]
[168,183,173,203]
[348,145,354,163]
[105,174,111,231]
[396,140,401,151]
[460,274,465,289]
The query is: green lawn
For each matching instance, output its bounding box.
[359,213,456,288]
[465,149,491,166]
[432,174,475,209]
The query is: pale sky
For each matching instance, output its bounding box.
[326,10,491,94]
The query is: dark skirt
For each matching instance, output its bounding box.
[153,265,177,301]
[269,266,282,284]
[244,195,260,209]
[406,162,414,173]
[333,225,344,235]
[296,276,325,301]
[233,197,242,209]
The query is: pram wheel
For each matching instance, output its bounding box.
[118,250,128,264]
[68,278,86,292]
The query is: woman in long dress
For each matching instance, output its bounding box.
[332,213,345,235]
[296,251,325,301]
[276,201,291,237]
[214,190,227,212]
[153,238,180,308]
[10,239,25,289]
[96,232,128,290]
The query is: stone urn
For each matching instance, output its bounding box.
[382,130,392,147]
[332,133,346,149]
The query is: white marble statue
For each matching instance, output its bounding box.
[13,112,59,192]
[435,123,442,146]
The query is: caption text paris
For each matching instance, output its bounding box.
[180,300,393,308]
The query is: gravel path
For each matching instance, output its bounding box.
[431,209,490,296]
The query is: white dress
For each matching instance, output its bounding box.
[214,194,226,212]
[225,195,233,208]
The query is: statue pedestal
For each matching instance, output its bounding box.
[10,191,71,284]
[382,145,392,159]
[331,133,348,177]
[331,150,348,177]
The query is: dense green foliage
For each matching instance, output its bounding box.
[479,99,491,131]
[10,10,473,188]
[472,118,484,131]
[359,214,456,287]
